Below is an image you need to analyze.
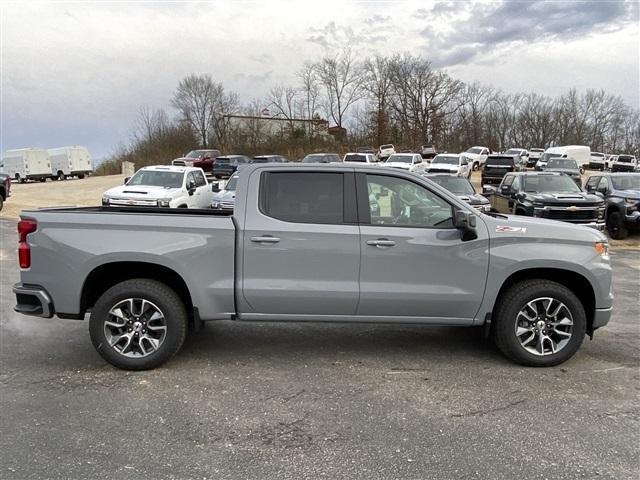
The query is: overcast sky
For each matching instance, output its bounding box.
[1,0,638,159]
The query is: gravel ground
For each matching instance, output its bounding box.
[0,218,638,479]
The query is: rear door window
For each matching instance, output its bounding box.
[260,172,344,224]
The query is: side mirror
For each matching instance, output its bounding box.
[483,185,497,195]
[500,185,512,195]
[187,180,196,194]
[454,210,478,241]
[211,182,220,193]
[124,176,131,185]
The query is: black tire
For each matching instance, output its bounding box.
[473,162,479,171]
[607,211,628,240]
[58,171,66,181]
[39,178,46,182]
[0,195,3,211]
[78,174,85,179]
[492,279,586,367]
[89,279,188,370]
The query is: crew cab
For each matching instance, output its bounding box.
[102,165,213,209]
[172,149,221,172]
[545,157,582,187]
[584,173,640,239]
[14,164,612,370]
[611,155,638,173]
[481,155,519,185]
[484,171,605,230]
[588,152,606,171]
[425,174,491,212]
[461,146,491,171]
[0,172,11,211]
[212,155,251,179]
[425,154,470,178]
[383,153,426,173]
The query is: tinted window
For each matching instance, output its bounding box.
[429,176,475,194]
[486,157,515,166]
[597,177,609,192]
[611,175,640,190]
[585,176,601,190]
[502,175,515,187]
[365,174,453,228]
[215,158,230,164]
[344,154,367,162]
[260,172,344,224]
[524,175,581,193]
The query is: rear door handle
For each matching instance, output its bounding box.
[366,239,396,247]
[250,236,281,244]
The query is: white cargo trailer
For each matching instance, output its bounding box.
[48,146,92,179]
[0,148,51,182]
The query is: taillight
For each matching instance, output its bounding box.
[17,218,37,269]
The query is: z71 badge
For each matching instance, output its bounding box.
[496,225,527,233]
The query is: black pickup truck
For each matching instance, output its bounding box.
[481,155,519,186]
[584,173,640,239]
[484,171,605,229]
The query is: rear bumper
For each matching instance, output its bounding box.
[13,284,54,318]
[588,162,604,170]
[592,307,612,329]
[481,175,506,185]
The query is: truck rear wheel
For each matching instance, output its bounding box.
[89,279,187,370]
[492,280,586,367]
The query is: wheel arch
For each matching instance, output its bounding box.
[494,268,596,335]
[80,261,194,320]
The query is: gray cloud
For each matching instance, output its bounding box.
[421,0,638,67]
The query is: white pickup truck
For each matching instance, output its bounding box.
[102,165,214,209]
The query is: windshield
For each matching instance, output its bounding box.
[380,144,393,150]
[430,176,475,194]
[252,157,269,163]
[128,170,183,189]
[486,157,514,166]
[302,154,327,163]
[386,154,412,163]
[524,175,581,193]
[617,155,634,163]
[531,148,544,153]
[466,147,483,154]
[591,153,604,158]
[547,158,578,169]
[344,154,367,162]
[504,149,521,155]
[186,150,205,158]
[225,175,238,191]
[540,152,561,162]
[432,155,459,165]
[611,174,640,190]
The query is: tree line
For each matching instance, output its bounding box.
[96,50,639,174]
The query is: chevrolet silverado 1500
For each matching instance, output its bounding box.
[13,164,613,370]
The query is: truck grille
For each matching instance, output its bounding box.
[109,198,158,207]
[545,209,596,221]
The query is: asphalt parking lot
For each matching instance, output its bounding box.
[0,217,638,479]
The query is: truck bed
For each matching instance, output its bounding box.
[18,206,237,320]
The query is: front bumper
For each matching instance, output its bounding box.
[13,284,54,318]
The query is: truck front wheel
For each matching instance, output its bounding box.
[89,279,188,370]
[492,280,586,367]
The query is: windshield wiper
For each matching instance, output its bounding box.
[484,211,508,219]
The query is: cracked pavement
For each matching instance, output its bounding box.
[0,218,639,479]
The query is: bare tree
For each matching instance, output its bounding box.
[267,84,298,132]
[314,49,365,129]
[363,55,394,145]
[171,74,226,148]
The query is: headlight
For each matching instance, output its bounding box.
[211,201,219,208]
[597,207,605,219]
[157,198,171,207]
[482,203,491,212]
[594,241,609,260]
[102,195,110,205]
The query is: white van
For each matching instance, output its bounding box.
[537,145,590,172]
[0,148,51,182]
[48,146,92,180]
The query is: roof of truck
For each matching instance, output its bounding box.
[140,165,198,173]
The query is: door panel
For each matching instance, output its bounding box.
[358,173,489,319]
[241,171,360,315]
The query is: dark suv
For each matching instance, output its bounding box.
[212,155,252,179]
[584,173,640,239]
[0,173,11,211]
[481,155,519,185]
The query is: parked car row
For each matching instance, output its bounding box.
[1,146,93,182]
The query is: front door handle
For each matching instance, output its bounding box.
[366,239,396,247]
[250,236,281,244]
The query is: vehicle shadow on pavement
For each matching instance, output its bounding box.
[178,321,507,365]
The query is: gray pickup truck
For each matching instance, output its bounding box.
[13,164,613,370]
